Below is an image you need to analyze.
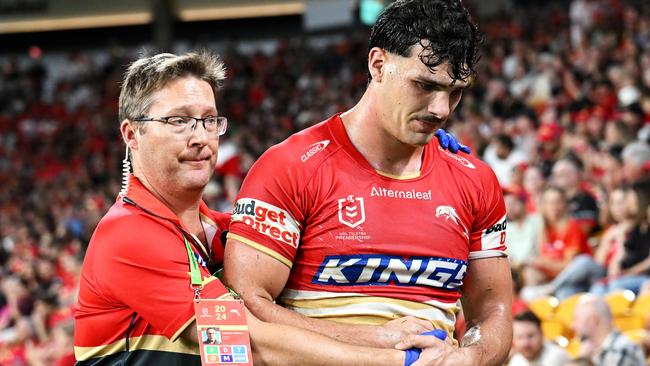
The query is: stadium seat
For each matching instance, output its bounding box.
[606,290,635,316]
[554,293,585,338]
[541,319,567,340]
[631,293,650,320]
[528,296,559,321]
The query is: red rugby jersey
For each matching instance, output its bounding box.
[228,114,507,335]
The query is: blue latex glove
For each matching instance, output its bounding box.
[404,330,447,366]
[435,129,471,154]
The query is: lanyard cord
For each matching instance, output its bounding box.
[123,196,204,299]
[184,234,203,287]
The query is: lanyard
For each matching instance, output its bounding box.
[184,234,204,301]
[121,196,205,301]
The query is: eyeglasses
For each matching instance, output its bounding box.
[133,116,227,136]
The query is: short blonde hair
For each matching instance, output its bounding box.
[118,51,226,122]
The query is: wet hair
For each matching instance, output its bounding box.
[514,310,541,329]
[369,0,482,83]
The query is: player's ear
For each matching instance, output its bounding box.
[121,119,139,150]
[368,47,387,83]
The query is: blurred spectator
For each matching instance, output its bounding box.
[600,146,625,196]
[592,180,650,295]
[551,158,600,236]
[521,186,591,286]
[505,186,541,268]
[621,141,650,184]
[484,134,528,187]
[572,294,646,366]
[511,268,528,317]
[522,165,546,214]
[509,310,570,366]
[24,319,74,366]
[521,187,630,300]
[534,123,565,177]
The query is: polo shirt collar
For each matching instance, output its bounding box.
[123,174,212,225]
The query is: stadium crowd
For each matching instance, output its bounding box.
[0,0,649,364]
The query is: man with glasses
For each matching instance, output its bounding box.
[73,51,454,366]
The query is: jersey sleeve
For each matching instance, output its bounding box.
[93,215,228,341]
[468,166,508,260]
[227,145,306,268]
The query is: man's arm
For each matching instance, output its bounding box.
[179,305,444,366]
[223,239,433,348]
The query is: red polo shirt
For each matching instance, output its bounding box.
[74,175,229,365]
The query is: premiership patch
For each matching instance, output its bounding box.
[338,195,366,228]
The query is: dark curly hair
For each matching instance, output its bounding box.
[369,0,482,83]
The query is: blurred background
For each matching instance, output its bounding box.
[1,0,650,364]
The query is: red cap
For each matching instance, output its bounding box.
[537,123,563,142]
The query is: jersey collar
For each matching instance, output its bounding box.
[329,114,438,180]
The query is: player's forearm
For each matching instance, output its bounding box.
[457,310,512,365]
[248,311,404,366]
[245,293,397,347]
[459,257,513,366]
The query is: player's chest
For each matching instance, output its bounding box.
[303,174,474,257]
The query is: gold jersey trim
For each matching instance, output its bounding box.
[75,334,198,361]
[227,233,293,268]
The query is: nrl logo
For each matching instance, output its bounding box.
[338,195,366,228]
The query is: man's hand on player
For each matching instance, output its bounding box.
[375,316,434,347]
[396,333,468,366]
[435,129,471,154]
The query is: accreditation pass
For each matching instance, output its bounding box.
[195,299,253,365]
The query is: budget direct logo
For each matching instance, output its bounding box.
[301,140,330,162]
[232,198,301,248]
[481,214,507,250]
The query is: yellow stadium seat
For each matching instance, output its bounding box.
[631,293,650,320]
[606,290,635,317]
[555,293,585,331]
[613,315,646,332]
[528,296,560,321]
[542,320,568,340]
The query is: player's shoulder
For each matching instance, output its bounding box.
[435,144,498,185]
[256,115,341,170]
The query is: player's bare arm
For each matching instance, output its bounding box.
[395,256,512,365]
[179,302,418,365]
[224,239,433,348]
[458,256,513,365]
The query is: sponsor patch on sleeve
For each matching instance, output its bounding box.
[231,198,301,248]
[480,214,507,250]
